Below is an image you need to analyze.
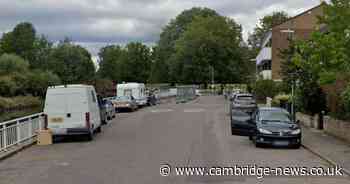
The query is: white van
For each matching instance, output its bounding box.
[117,83,147,106]
[44,85,102,140]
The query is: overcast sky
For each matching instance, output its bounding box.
[0,0,323,56]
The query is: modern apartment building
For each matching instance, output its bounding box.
[256,3,325,81]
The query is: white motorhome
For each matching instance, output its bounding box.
[117,83,147,106]
[44,85,102,140]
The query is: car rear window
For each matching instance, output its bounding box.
[237,96,253,100]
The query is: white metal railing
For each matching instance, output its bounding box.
[0,113,44,153]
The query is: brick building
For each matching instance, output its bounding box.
[256,3,325,81]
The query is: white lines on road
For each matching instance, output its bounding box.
[184,108,205,113]
[150,109,174,113]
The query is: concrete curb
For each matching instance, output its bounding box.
[0,141,36,162]
[301,143,350,176]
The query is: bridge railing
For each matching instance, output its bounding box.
[0,113,44,153]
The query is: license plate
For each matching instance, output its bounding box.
[274,141,289,146]
[50,117,63,123]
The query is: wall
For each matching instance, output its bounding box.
[296,112,320,129]
[324,116,350,143]
[271,4,324,80]
[297,112,350,144]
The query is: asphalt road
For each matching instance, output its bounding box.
[0,96,349,184]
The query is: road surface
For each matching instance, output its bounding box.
[0,96,348,183]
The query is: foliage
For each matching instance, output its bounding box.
[49,42,95,84]
[98,45,123,81]
[248,11,289,53]
[98,42,152,83]
[253,80,281,101]
[0,54,29,75]
[26,70,61,97]
[119,42,152,83]
[31,35,53,70]
[0,22,36,61]
[272,94,291,107]
[172,14,244,84]
[0,96,41,109]
[340,84,350,119]
[0,96,42,122]
[155,7,220,82]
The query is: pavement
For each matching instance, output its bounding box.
[0,96,349,183]
[301,126,350,175]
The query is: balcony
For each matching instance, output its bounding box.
[256,47,271,66]
[258,70,272,80]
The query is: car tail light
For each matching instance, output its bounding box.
[85,112,91,129]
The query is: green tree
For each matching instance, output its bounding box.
[26,70,61,97]
[98,45,124,81]
[173,15,243,84]
[49,42,95,84]
[119,42,152,83]
[31,35,53,70]
[155,7,220,82]
[248,11,289,53]
[0,22,36,61]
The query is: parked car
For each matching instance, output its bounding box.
[231,93,257,114]
[231,107,301,148]
[98,98,115,124]
[114,96,138,112]
[147,93,157,106]
[44,85,102,141]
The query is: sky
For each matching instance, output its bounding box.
[0,0,323,57]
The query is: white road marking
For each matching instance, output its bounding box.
[151,109,173,113]
[184,108,205,113]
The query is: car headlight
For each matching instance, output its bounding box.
[258,128,272,134]
[291,129,301,135]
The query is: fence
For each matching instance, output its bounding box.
[0,113,44,153]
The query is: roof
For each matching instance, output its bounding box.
[272,3,326,29]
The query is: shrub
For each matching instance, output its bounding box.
[272,94,291,107]
[253,80,281,102]
[0,96,41,110]
[0,54,29,75]
[0,76,17,96]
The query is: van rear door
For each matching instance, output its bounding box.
[46,92,86,129]
[66,92,86,127]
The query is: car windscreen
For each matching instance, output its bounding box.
[259,110,292,123]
